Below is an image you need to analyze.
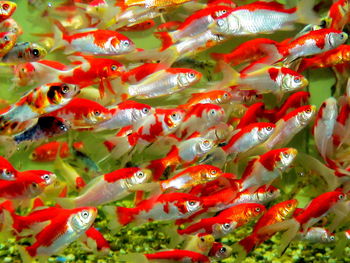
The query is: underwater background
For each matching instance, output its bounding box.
[0,0,349,262]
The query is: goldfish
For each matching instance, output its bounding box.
[313,97,338,160]
[0,156,17,180]
[234,199,298,259]
[45,98,111,129]
[294,227,336,243]
[259,191,346,255]
[30,141,70,162]
[221,122,275,158]
[22,207,97,259]
[211,38,280,66]
[298,45,350,72]
[217,203,266,227]
[0,1,16,23]
[210,1,318,36]
[178,217,236,238]
[209,242,232,260]
[103,193,202,227]
[124,0,192,8]
[179,89,232,109]
[263,105,316,150]
[0,83,79,126]
[240,148,297,192]
[0,169,56,199]
[159,164,222,191]
[2,42,47,64]
[58,168,151,208]
[230,185,280,207]
[121,68,202,99]
[183,234,214,255]
[147,137,215,180]
[52,21,135,55]
[327,0,350,30]
[13,116,71,145]
[144,249,210,263]
[94,100,153,131]
[0,31,16,57]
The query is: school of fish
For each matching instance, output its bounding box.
[1,0,350,262]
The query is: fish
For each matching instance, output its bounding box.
[52,21,135,55]
[54,157,86,191]
[177,217,236,238]
[2,42,47,64]
[144,249,210,263]
[0,1,17,22]
[58,167,152,208]
[294,227,336,243]
[0,156,17,180]
[0,83,79,126]
[208,242,232,260]
[147,137,215,180]
[30,141,70,162]
[263,105,316,150]
[234,199,298,259]
[103,193,202,228]
[179,89,233,109]
[45,98,111,129]
[258,191,346,255]
[183,234,214,255]
[327,0,350,30]
[210,1,319,36]
[0,169,56,199]
[240,148,297,192]
[0,31,16,57]
[21,207,97,259]
[159,164,222,191]
[94,100,153,131]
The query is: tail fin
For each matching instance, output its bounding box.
[50,20,68,52]
[211,61,240,89]
[107,135,135,159]
[296,0,320,25]
[154,32,174,51]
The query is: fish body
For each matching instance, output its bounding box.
[30,141,70,162]
[179,90,232,109]
[241,148,297,191]
[145,249,210,263]
[294,227,335,243]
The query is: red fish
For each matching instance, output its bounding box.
[145,249,210,263]
[30,141,70,162]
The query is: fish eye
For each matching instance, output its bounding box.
[41,174,50,181]
[339,194,345,200]
[59,124,67,131]
[305,108,311,113]
[286,203,292,208]
[222,10,227,14]
[223,93,228,98]
[210,109,216,115]
[31,48,40,57]
[223,223,231,229]
[210,169,217,175]
[266,126,272,131]
[61,84,70,94]
[283,152,290,158]
[122,40,130,47]
[200,237,205,242]
[330,236,335,241]
[81,210,89,219]
[188,72,195,78]
[340,33,345,39]
[2,3,9,10]
[255,207,261,212]
[111,65,118,71]
[294,77,301,83]
[94,110,101,116]
[320,19,327,27]
[136,171,144,178]
[3,35,9,41]
[171,113,178,119]
[203,140,210,146]
[220,247,226,253]
[142,107,149,114]
[187,200,197,206]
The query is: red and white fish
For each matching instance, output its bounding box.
[263,105,316,150]
[103,193,202,227]
[0,156,17,180]
[0,1,16,23]
[179,89,233,109]
[209,242,232,260]
[240,148,297,192]
[58,168,151,208]
[0,31,17,57]
[294,227,336,243]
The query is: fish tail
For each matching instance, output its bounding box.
[154,31,174,50]
[296,0,320,25]
[216,61,240,88]
[107,135,135,159]
[51,19,67,52]
[237,234,259,255]
[56,197,76,209]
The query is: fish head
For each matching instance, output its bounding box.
[102,60,125,78]
[71,207,97,232]
[281,68,309,92]
[211,13,240,36]
[215,220,236,236]
[296,105,316,125]
[206,105,225,124]
[257,123,275,142]
[0,168,15,180]
[86,105,112,124]
[115,37,135,54]
[0,1,16,21]
[40,172,57,186]
[276,148,298,171]
[195,138,215,156]
[164,108,185,129]
[47,83,80,104]
[129,168,152,185]
[177,70,202,87]
[248,203,266,218]
[327,31,348,48]
[28,43,47,61]
[278,199,298,220]
[196,234,215,251]
[0,31,16,55]
[202,165,222,180]
[211,243,232,260]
